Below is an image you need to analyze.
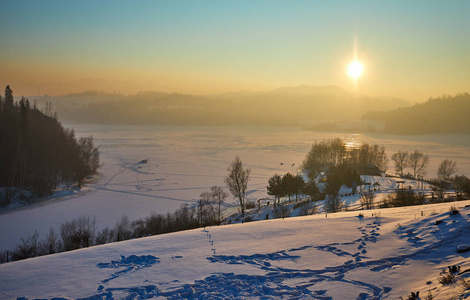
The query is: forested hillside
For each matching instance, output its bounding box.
[40,86,408,127]
[0,86,100,204]
[363,93,470,134]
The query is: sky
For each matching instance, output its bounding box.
[1,0,469,100]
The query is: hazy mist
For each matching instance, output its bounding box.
[31,85,410,128]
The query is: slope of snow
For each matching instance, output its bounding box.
[1,200,470,299]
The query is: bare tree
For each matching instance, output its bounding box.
[13,230,39,260]
[114,215,132,242]
[197,186,227,226]
[225,156,251,217]
[95,227,112,245]
[198,191,215,226]
[360,191,375,209]
[211,186,227,224]
[437,159,458,181]
[42,227,60,254]
[408,150,429,179]
[60,216,96,250]
[325,194,343,213]
[324,181,343,213]
[302,138,345,178]
[349,143,388,172]
[391,150,409,176]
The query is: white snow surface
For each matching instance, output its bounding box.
[1,125,470,252]
[1,125,470,299]
[1,201,470,299]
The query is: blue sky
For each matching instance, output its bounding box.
[1,0,469,99]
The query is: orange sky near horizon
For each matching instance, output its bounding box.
[1,1,469,101]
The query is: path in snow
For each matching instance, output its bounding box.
[41,222,393,299]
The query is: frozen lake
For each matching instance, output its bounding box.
[1,124,469,250]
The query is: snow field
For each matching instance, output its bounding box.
[1,125,469,252]
[1,200,470,299]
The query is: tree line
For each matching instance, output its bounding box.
[227,139,468,217]
[0,195,228,263]
[302,138,388,179]
[362,93,470,134]
[0,85,100,204]
[267,173,319,207]
[301,138,446,181]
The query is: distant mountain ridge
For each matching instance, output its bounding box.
[363,93,470,134]
[34,85,410,127]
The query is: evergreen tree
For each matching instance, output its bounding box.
[267,174,283,207]
[0,85,100,202]
[303,178,319,201]
[281,173,296,203]
[4,85,14,110]
[291,174,305,202]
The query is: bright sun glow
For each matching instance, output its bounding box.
[348,60,363,79]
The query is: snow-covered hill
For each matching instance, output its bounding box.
[1,201,470,299]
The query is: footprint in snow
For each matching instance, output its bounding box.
[96,255,159,283]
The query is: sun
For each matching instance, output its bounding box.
[347,60,363,79]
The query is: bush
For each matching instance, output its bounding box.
[273,205,291,218]
[382,189,425,207]
[400,291,419,300]
[243,216,254,222]
[0,250,9,263]
[460,277,470,289]
[11,230,39,260]
[449,205,460,216]
[114,215,132,241]
[325,194,343,213]
[245,201,256,209]
[298,202,318,216]
[430,184,446,203]
[0,189,9,206]
[2,203,219,264]
[95,227,113,245]
[424,291,433,300]
[373,211,382,225]
[453,175,470,199]
[293,200,309,209]
[60,216,96,251]
[39,227,60,255]
[438,265,460,285]
[360,191,375,209]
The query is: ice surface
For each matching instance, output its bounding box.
[0,125,469,252]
